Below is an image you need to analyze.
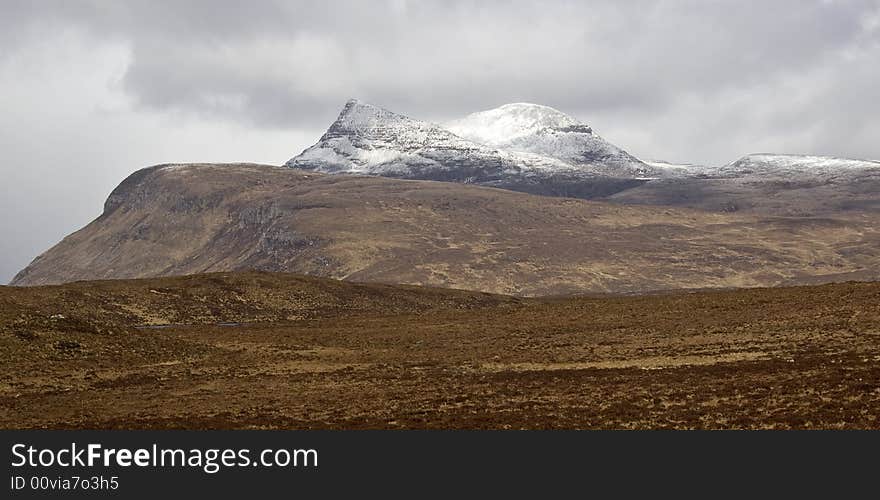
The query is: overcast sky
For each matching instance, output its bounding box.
[2,0,879,283]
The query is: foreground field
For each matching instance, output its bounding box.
[1,272,879,429]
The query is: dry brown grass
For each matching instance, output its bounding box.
[2,272,879,429]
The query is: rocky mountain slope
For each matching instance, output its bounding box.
[286,100,661,198]
[12,163,880,294]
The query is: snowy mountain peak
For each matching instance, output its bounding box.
[445,103,588,146]
[443,103,654,178]
[286,99,663,197]
[288,99,506,176]
[325,98,417,137]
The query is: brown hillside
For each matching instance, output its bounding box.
[12,163,880,294]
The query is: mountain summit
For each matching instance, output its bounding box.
[287,99,522,178]
[444,103,585,145]
[445,102,650,177]
[286,100,665,199]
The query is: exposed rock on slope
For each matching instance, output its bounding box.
[12,163,880,294]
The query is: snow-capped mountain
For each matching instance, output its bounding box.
[288,99,535,180]
[286,100,880,207]
[445,103,655,178]
[286,99,665,198]
[714,154,880,180]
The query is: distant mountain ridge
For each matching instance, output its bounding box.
[714,153,880,179]
[611,153,880,215]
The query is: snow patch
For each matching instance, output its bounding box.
[445,102,582,146]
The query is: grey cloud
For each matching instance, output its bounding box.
[5,0,878,136]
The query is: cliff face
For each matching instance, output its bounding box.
[11,163,880,294]
[12,164,334,287]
